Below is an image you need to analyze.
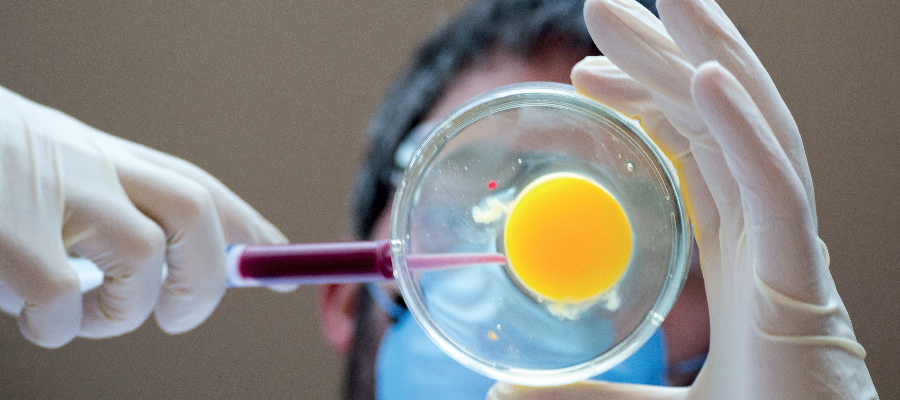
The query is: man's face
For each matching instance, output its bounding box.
[317,50,586,392]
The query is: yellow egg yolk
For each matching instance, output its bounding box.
[504,173,632,302]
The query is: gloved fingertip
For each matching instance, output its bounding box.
[488,381,623,400]
[486,382,533,399]
[692,60,747,95]
[691,60,726,86]
[228,218,288,246]
[267,283,299,293]
[0,284,25,315]
[19,306,80,349]
[583,0,621,37]
[571,56,615,91]
[154,283,225,335]
[583,0,631,45]
[155,308,208,335]
[15,266,83,348]
[691,61,755,124]
[690,61,735,110]
[267,226,289,245]
[245,213,288,244]
[585,0,661,33]
[573,55,615,71]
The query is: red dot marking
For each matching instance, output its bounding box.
[487,180,497,190]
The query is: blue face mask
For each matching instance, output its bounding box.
[373,289,668,400]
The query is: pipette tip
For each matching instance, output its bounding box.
[406,252,507,270]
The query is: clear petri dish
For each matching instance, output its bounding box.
[389,82,691,386]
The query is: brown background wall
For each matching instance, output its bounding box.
[0,0,897,398]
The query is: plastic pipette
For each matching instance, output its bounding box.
[71,239,506,292]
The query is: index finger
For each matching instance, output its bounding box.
[116,159,228,334]
[93,134,287,246]
[657,0,815,215]
[0,244,81,348]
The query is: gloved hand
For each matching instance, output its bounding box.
[0,86,288,348]
[489,0,877,398]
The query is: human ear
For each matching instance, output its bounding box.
[318,283,361,353]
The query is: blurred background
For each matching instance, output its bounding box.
[0,0,896,398]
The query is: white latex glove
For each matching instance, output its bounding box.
[0,86,288,348]
[489,0,877,398]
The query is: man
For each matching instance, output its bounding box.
[319,1,710,399]
[320,0,876,398]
